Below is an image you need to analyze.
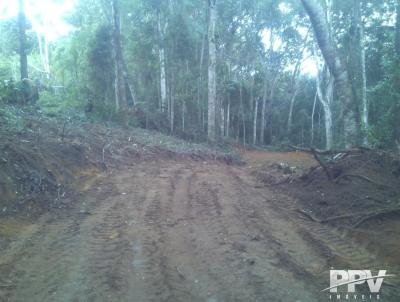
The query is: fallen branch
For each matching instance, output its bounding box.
[335,174,390,188]
[296,209,358,224]
[310,148,333,181]
[353,208,400,228]
[288,145,367,155]
[298,206,400,227]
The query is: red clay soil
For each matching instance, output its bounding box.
[1,136,399,301]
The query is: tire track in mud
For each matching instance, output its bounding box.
[81,199,132,301]
[3,159,395,302]
[297,219,400,300]
[5,212,94,301]
[170,164,320,302]
[234,168,400,301]
[3,174,135,302]
[122,162,199,302]
[209,165,323,301]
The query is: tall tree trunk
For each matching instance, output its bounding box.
[170,71,175,133]
[350,0,368,145]
[18,0,28,80]
[311,90,318,145]
[36,32,50,78]
[226,95,230,138]
[239,83,246,146]
[302,0,357,148]
[286,31,309,138]
[121,57,136,106]
[207,0,217,141]
[197,33,206,126]
[396,0,400,56]
[158,13,168,113]
[253,97,258,145]
[360,20,368,145]
[316,66,334,150]
[260,81,268,145]
[111,0,127,124]
[287,89,299,136]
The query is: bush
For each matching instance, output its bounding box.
[0,79,18,103]
[0,79,39,104]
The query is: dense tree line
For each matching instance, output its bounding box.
[0,0,399,150]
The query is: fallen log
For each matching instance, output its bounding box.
[287,145,368,155]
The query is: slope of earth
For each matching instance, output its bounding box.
[0,147,399,301]
[0,107,236,217]
[246,148,400,300]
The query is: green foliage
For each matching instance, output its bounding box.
[369,59,400,148]
[87,24,114,108]
[0,79,17,103]
[1,0,399,150]
[0,104,25,130]
[38,90,86,120]
[0,78,39,105]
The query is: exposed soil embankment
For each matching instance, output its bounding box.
[253,149,400,226]
[249,149,400,276]
[0,114,236,216]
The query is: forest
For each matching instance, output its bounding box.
[1,0,399,150]
[1,1,400,301]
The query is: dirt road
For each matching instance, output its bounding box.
[1,158,398,301]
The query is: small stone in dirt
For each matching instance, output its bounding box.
[250,234,263,241]
[247,258,256,265]
[109,230,120,240]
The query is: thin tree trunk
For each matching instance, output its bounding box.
[18,0,28,80]
[239,83,246,146]
[182,102,185,133]
[226,96,230,138]
[158,13,168,113]
[260,81,268,145]
[396,0,400,56]
[36,32,50,78]
[287,33,309,137]
[111,0,127,125]
[302,0,357,148]
[170,72,175,133]
[207,0,217,141]
[360,16,368,145]
[287,89,299,136]
[311,90,317,145]
[120,57,136,106]
[253,97,258,145]
[44,36,50,78]
[198,33,206,125]
[316,66,334,150]
[266,75,279,144]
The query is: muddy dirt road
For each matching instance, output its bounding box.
[1,157,399,302]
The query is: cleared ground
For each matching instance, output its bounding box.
[0,153,399,302]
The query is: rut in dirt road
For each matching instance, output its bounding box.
[1,159,398,302]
